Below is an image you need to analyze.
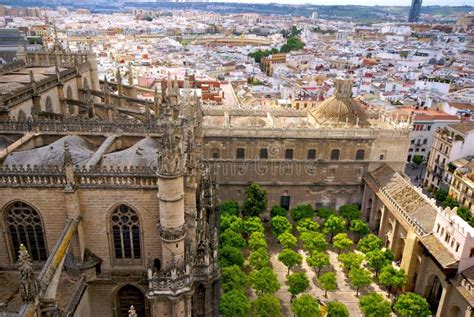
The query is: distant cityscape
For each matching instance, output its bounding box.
[0,1,473,317]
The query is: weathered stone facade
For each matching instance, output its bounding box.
[202,81,411,210]
[363,165,474,316]
[0,45,219,317]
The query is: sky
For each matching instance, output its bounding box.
[226,0,472,6]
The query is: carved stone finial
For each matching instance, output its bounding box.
[29,70,35,84]
[18,244,40,303]
[128,63,133,86]
[116,68,122,84]
[88,39,93,54]
[63,141,73,166]
[157,123,185,176]
[128,305,137,317]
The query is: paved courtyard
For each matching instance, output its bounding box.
[265,231,391,316]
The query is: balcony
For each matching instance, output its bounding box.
[148,266,193,297]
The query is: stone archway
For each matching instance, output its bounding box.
[448,305,463,317]
[424,275,443,313]
[373,208,382,234]
[193,284,206,317]
[394,236,405,261]
[115,284,147,317]
[365,198,373,220]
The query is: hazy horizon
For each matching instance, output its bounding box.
[210,0,473,6]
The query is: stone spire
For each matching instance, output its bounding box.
[103,76,111,104]
[85,88,95,118]
[18,244,40,303]
[63,141,76,188]
[157,123,185,176]
[154,86,160,118]
[29,70,37,94]
[116,68,123,95]
[128,63,134,86]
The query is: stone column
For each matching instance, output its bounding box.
[400,230,418,292]
[204,286,213,315]
[435,285,449,317]
[57,82,65,115]
[377,205,388,236]
[157,174,186,269]
[185,294,192,317]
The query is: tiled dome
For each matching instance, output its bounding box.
[312,79,368,127]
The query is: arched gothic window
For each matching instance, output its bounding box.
[83,77,89,90]
[5,202,47,261]
[45,96,53,112]
[66,86,75,114]
[18,109,27,121]
[116,285,147,317]
[111,205,141,260]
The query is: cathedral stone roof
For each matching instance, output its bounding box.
[3,135,94,167]
[101,137,159,168]
[311,79,368,127]
[366,164,437,234]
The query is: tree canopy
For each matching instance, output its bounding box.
[317,207,335,219]
[365,249,394,277]
[252,294,281,317]
[243,183,268,217]
[278,231,298,249]
[350,220,370,240]
[357,234,383,253]
[326,301,349,317]
[286,272,309,298]
[379,265,407,295]
[278,248,302,275]
[324,215,346,242]
[291,294,321,317]
[220,228,246,249]
[412,155,423,166]
[219,245,245,268]
[393,292,431,317]
[271,216,292,237]
[242,216,265,235]
[300,231,327,252]
[249,247,270,270]
[338,252,364,272]
[271,205,287,218]
[220,290,251,317]
[221,265,248,292]
[349,267,373,296]
[338,204,361,227]
[248,231,267,251]
[333,233,353,254]
[290,204,314,222]
[221,200,240,216]
[220,214,243,233]
[306,251,330,277]
[319,272,337,297]
[359,293,392,317]
[250,267,280,296]
[296,218,320,234]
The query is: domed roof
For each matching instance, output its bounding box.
[311,80,368,127]
[3,135,94,167]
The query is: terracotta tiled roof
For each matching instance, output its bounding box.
[449,122,474,134]
[420,234,458,269]
[367,164,437,233]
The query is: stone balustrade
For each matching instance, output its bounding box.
[0,165,158,189]
[0,118,163,134]
[148,266,193,296]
